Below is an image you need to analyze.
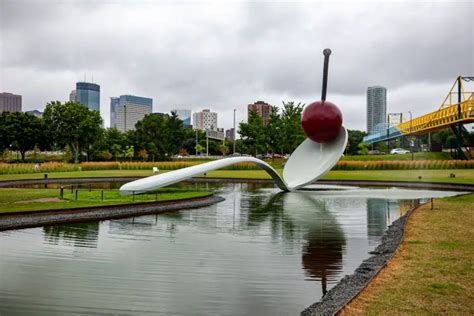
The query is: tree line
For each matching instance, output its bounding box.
[1,100,465,163]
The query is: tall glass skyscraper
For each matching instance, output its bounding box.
[366,86,387,134]
[75,82,100,112]
[110,97,120,129]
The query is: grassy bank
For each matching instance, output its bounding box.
[0,188,213,214]
[344,193,474,315]
[0,169,473,185]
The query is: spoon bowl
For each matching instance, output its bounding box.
[283,126,348,190]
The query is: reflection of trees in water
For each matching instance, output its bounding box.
[43,222,99,248]
[244,192,346,296]
[244,192,296,241]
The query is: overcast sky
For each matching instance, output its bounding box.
[1,0,472,131]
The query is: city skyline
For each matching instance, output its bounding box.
[1,1,472,131]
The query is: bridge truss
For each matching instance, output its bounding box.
[363,76,474,159]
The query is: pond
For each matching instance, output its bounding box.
[0,182,462,314]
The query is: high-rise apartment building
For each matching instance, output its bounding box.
[112,95,153,132]
[172,109,192,127]
[193,109,218,131]
[366,86,387,134]
[248,101,272,125]
[75,82,100,112]
[0,92,22,113]
[69,90,76,102]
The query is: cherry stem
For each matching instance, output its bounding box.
[321,48,331,102]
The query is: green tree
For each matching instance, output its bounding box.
[165,111,186,155]
[357,142,369,155]
[101,128,127,160]
[195,144,204,155]
[265,106,284,155]
[0,112,45,161]
[43,101,103,163]
[218,141,230,156]
[281,101,305,153]
[239,110,266,156]
[124,145,135,161]
[346,130,367,155]
[133,112,186,161]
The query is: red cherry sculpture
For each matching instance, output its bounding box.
[302,48,342,143]
[302,100,342,143]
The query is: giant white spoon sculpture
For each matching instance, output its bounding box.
[120,49,348,194]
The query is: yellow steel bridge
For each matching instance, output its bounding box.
[397,77,474,135]
[363,76,474,159]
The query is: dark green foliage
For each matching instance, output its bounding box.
[132,111,186,161]
[0,112,45,161]
[346,129,367,155]
[43,101,103,163]
[238,101,305,155]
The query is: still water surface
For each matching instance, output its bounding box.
[0,183,461,315]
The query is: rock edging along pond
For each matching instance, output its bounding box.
[1,177,473,191]
[301,202,417,316]
[0,195,225,232]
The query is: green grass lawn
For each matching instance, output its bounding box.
[0,169,473,185]
[346,193,474,315]
[0,187,213,214]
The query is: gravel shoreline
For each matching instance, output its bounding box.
[0,195,225,231]
[301,205,414,316]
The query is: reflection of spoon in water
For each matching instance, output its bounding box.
[120,49,347,194]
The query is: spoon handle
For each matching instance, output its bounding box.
[321,48,332,101]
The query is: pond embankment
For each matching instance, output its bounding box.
[0,195,225,231]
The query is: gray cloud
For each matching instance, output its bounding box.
[1,0,472,130]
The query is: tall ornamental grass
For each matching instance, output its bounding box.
[333,160,474,170]
[0,160,473,175]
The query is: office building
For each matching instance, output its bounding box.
[248,101,272,125]
[110,97,120,129]
[367,86,387,134]
[0,92,22,113]
[69,90,76,102]
[225,128,235,142]
[75,82,100,112]
[172,109,192,127]
[112,95,153,132]
[193,109,218,131]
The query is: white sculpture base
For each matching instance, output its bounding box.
[120,127,348,195]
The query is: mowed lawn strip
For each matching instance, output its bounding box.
[0,169,473,185]
[0,188,213,214]
[344,193,474,315]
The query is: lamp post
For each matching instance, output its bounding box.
[195,129,198,156]
[408,111,413,160]
[386,114,390,149]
